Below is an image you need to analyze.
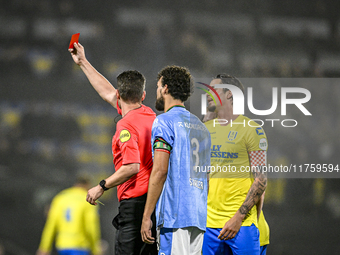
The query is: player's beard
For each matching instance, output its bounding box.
[155,94,165,111]
[207,104,216,112]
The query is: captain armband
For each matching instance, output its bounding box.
[153,138,172,154]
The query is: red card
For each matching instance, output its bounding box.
[68,33,80,49]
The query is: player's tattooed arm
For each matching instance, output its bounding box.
[239,150,267,216]
[218,150,267,240]
[239,167,267,216]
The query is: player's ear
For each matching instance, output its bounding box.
[163,84,168,95]
[116,90,120,99]
[226,90,233,100]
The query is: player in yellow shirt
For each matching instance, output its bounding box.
[36,176,101,255]
[259,209,270,254]
[202,74,269,255]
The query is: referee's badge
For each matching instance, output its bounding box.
[227,131,238,141]
[119,130,131,143]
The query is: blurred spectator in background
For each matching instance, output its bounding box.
[171,28,211,75]
[0,241,4,255]
[36,175,102,255]
[134,24,167,81]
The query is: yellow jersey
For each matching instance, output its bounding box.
[205,115,268,229]
[258,210,270,246]
[38,186,101,254]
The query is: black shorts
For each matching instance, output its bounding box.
[112,193,158,255]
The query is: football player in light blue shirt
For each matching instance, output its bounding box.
[141,65,211,255]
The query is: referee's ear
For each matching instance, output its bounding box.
[141,91,146,102]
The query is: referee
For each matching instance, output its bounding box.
[69,42,157,255]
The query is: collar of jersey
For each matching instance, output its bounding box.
[166,105,185,113]
[123,105,142,117]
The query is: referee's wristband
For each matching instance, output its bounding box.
[99,179,109,191]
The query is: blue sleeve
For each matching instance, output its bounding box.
[152,115,175,148]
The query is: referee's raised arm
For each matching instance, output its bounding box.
[69,42,118,108]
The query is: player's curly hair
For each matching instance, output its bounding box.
[157,65,193,102]
[117,70,145,103]
[215,74,244,94]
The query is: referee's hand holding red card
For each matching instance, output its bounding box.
[69,41,86,66]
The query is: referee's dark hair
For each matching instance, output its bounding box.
[215,74,244,94]
[157,65,193,102]
[117,70,145,103]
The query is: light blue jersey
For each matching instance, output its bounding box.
[151,106,211,231]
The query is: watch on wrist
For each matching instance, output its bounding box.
[99,179,109,191]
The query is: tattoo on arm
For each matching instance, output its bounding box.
[238,150,268,216]
[239,168,267,216]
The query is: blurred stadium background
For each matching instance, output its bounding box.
[0,0,340,254]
